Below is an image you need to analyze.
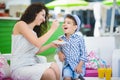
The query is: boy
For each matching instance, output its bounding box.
[57,14,87,80]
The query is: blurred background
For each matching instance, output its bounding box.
[0,0,120,61]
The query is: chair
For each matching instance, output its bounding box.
[54,36,116,78]
[1,53,47,80]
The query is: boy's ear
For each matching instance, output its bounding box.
[75,25,78,31]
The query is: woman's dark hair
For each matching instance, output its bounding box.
[20,2,49,37]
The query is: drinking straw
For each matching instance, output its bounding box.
[101,59,107,68]
[90,59,100,68]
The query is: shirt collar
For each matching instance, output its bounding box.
[62,32,81,39]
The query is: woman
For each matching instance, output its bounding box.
[10,2,60,80]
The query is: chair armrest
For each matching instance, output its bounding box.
[54,54,63,80]
[2,53,11,60]
[2,54,47,62]
[2,54,47,63]
[112,49,120,77]
[37,55,47,63]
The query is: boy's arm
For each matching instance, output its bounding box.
[58,51,65,62]
[75,36,87,74]
[79,37,87,62]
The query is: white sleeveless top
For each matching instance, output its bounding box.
[10,34,51,80]
[11,34,39,70]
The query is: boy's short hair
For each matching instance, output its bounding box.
[65,14,81,31]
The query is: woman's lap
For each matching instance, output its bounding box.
[11,63,51,80]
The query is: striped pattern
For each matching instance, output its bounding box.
[58,32,87,70]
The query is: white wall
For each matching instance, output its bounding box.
[5,0,31,9]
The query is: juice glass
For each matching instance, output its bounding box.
[105,66,112,80]
[98,67,106,78]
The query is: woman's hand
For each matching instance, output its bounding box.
[50,20,59,31]
[50,42,59,48]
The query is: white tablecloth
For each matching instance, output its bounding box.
[84,77,120,80]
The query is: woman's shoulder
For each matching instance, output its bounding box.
[15,21,26,26]
[13,21,28,35]
[14,21,28,30]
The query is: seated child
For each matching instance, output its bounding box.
[57,14,87,80]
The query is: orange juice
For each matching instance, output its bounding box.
[105,68,112,80]
[98,68,106,78]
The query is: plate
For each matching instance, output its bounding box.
[52,40,67,45]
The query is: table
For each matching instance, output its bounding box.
[84,77,120,80]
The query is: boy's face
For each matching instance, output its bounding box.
[62,18,77,35]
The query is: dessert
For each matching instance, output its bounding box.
[53,39,66,45]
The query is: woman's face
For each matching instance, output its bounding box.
[35,9,46,25]
[62,18,77,35]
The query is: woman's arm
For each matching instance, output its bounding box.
[14,20,59,49]
[36,42,58,54]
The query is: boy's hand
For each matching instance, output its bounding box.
[75,61,84,74]
[75,64,83,74]
[58,52,65,62]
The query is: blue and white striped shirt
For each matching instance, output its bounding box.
[58,32,87,71]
